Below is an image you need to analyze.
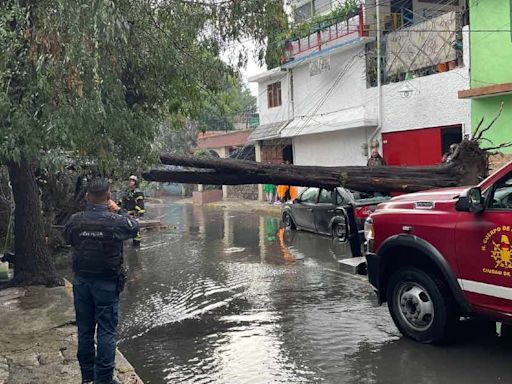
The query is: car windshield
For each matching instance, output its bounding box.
[337,188,390,205]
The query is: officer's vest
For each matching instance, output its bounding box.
[72,217,123,277]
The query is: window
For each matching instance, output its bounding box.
[318,189,334,204]
[489,173,512,210]
[300,188,319,203]
[267,82,282,108]
[336,191,346,206]
[336,188,351,205]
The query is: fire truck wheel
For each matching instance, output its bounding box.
[387,267,458,344]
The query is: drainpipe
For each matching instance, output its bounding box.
[368,0,382,151]
[288,69,295,121]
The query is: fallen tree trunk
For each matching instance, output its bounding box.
[143,137,495,193]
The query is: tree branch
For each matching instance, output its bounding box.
[483,142,512,151]
[476,102,504,141]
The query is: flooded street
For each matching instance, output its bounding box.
[118,200,512,384]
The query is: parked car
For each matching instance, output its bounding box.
[281,187,389,241]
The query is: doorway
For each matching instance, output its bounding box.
[283,145,294,164]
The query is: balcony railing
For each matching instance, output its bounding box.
[366,10,465,88]
[282,7,365,65]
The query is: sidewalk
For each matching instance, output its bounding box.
[176,197,282,216]
[0,283,142,384]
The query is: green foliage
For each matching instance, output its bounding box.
[262,0,289,69]
[197,75,256,132]
[194,149,212,158]
[271,0,361,61]
[290,0,360,38]
[0,0,275,174]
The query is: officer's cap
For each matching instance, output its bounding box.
[87,178,110,194]
[129,175,138,182]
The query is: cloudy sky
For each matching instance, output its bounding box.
[222,40,266,97]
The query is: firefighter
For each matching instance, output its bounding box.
[119,175,145,246]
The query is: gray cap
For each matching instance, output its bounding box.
[87,178,110,194]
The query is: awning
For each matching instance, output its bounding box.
[280,107,377,138]
[248,121,289,142]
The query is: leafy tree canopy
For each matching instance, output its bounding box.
[197,74,256,132]
[0,0,281,174]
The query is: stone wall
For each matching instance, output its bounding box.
[489,153,512,174]
[227,184,258,200]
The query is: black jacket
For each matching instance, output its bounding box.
[64,203,140,277]
[120,188,145,217]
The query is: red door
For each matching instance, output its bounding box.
[383,125,462,167]
[455,172,512,319]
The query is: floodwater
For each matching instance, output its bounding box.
[118,200,512,384]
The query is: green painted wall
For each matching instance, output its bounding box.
[469,0,512,151]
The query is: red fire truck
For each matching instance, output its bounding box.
[365,162,512,343]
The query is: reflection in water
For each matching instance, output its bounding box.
[118,201,512,384]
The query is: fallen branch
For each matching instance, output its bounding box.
[145,106,509,193]
[475,102,504,141]
[143,139,491,193]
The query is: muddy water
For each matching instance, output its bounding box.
[118,201,512,384]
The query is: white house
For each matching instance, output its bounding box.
[249,0,471,172]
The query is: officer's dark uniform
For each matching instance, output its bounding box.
[119,186,144,245]
[65,180,139,384]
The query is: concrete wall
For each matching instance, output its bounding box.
[364,67,471,135]
[293,128,369,166]
[470,1,511,88]
[287,44,372,167]
[366,24,470,136]
[470,0,512,152]
[292,45,367,117]
[226,185,259,200]
[257,72,291,125]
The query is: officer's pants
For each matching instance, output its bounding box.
[73,276,119,382]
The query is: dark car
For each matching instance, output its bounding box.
[281,187,389,241]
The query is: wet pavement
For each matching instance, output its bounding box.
[118,200,512,384]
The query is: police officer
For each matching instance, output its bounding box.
[64,178,139,384]
[119,175,144,246]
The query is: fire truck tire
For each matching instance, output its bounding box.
[387,267,458,344]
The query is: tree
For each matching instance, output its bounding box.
[197,74,256,132]
[263,0,289,69]
[143,138,494,194]
[0,0,285,286]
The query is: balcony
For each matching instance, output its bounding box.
[282,6,366,66]
[366,8,466,87]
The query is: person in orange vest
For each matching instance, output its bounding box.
[289,186,298,200]
[276,185,298,202]
[276,185,289,203]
